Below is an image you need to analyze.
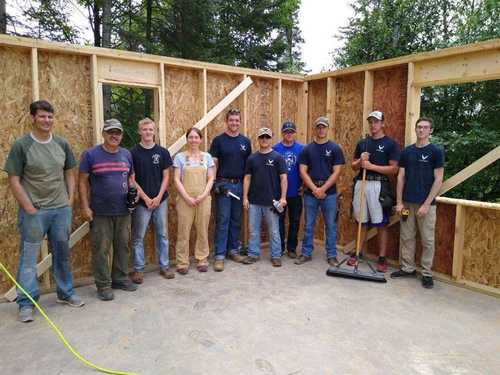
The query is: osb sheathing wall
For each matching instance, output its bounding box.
[1,35,500,295]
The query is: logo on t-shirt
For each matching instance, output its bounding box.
[377,145,385,152]
[266,159,275,167]
[420,154,430,162]
[152,153,161,165]
[325,149,332,157]
[240,144,247,152]
[284,152,297,171]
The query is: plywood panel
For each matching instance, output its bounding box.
[38,51,94,283]
[461,207,500,287]
[281,81,299,128]
[307,79,327,142]
[247,77,273,149]
[0,47,32,294]
[333,73,364,246]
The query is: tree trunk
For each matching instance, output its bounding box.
[0,0,7,34]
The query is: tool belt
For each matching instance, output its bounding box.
[304,180,326,194]
[217,177,242,184]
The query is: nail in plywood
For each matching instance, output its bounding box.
[97,56,160,86]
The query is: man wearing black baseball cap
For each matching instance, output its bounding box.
[273,121,304,258]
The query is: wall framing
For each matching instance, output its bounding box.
[1,34,499,298]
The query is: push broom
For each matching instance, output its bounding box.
[326,157,387,283]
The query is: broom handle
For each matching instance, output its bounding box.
[355,167,367,256]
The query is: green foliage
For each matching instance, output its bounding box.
[336,0,500,202]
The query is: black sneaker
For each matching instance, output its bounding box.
[111,280,138,292]
[287,250,297,259]
[390,269,417,278]
[294,255,312,265]
[422,276,434,289]
[97,287,114,301]
[242,256,259,265]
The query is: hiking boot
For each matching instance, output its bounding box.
[242,256,258,265]
[97,287,114,301]
[294,255,312,265]
[56,294,85,308]
[287,250,297,259]
[18,306,34,323]
[213,259,224,272]
[197,264,208,273]
[160,268,175,279]
[422,276,434,289]
[328,257,339,267]
[390,269,416,278]
[130,271,144,284]
[111,280,138,292]
[271,258,282,267]
[176,267,189,275]
[376,261,388,273]
[228,253,246,263]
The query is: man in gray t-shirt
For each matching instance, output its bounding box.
[4,100,84,323]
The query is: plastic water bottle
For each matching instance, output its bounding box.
[272,199,284,214]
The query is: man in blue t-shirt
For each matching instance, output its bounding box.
[242,127,287,267]
[273,121,304,258]
[391,117,444,289]
[79,119,138,301]
[349,110,400,273]
[130,118,173,284]
[296,116,345,266]
[209,109,252,272]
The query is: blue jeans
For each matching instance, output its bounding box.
[301,193,338,259]
[16,206,74,309]
[131,199,169,271]
[248,204,281,259]
[214,182,243,260]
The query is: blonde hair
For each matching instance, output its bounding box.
[138,117,155,129]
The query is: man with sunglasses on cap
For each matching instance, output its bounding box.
[349,110,400,273]
[209,109,252,272]
[242,128,287,267]
[273,121,304,258]
[79,119,138,301]
[296,116,345,266]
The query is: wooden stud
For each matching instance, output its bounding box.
[242,74,249,248]
[273,78,282,136]
[452,204,466,280]
[199,69,208,150]
[243,75,248,136]
[439,145,500,195]
[405,62,420,146]
[436,196,500,211]
[362,70,374,136]
[297,81,308,143]
[90,54,103,145]
[158,63,166,147]
[168,76,253,156]
[326,77,336,139]
[30,48,39,101]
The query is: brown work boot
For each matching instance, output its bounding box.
[228,253,246,263]
[130,271,144,284]
[271,258,282,267]
[213,259,224,272]
[242,256,259,265]
[176,267,189,275]
[160,268,175,279]
[294,255,312,265]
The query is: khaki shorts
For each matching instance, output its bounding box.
[352,180,385,225]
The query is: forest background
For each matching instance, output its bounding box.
[1,0,498,201]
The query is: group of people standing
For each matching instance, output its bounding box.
[5,100,444,323]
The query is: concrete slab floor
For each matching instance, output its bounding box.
[1,253,499,375]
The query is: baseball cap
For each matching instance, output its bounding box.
[257,127,273,138]
[281,121,297,132]
[314,116,329,127]
[367,111,384,121]
[103,118,123,132]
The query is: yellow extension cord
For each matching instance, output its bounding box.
[0,261,138,375]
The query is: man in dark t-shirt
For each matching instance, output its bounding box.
[391,117,444,289]
[242,127,287,267]
[209,109,252,272]
[296,116,345,266]
[130,118,173,284]
[79,119,138,301]
[349,111,400,273]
